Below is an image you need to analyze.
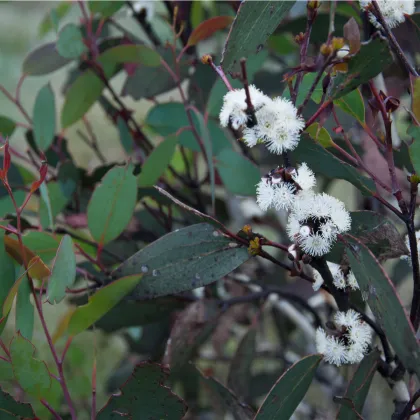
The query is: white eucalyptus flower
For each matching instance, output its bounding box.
[220,86,270,131]
[316,310,372,366]
[243,97,304,154]
[359,0,415,29]
[256,163,316,212]
[287,193,351,257]
[312,262,360,291]
[127,1,155,20]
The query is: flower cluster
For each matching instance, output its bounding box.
[287,193,351,257]
[220,89,304,154]
[359,0,415,29]
[256,163,316,212]
[316,309,372,366]
[220,85,270,130]
[312,261,359,291]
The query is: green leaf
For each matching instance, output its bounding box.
[408,125,420,174]
[16,270,34,341]
[117,117,133,154]
[291,72,323,107]
[221,1,295,74]
[99,44,160,68]
[21,232,61,263]
[334,89,365,125]
[215,149,260,196]
[39,182,69,229]
[56,23,87,59]
[97,363,187,419]
[111,223,251,299]
[87,164,137,245]
[197,367,254,420]
[88,0,125,18]
[294,136,376,196]
[47,235,76,304]
[305,123,333,148]
[346,243,420,378]
[39,2,73,37]
[145,102,200,151]
[0,116,16,138]
[66,274,142,337]
[0,231,16,336]
[331,35,393,99]
[254,354,323,420]
[227,324,257,401]
[412,76,420,122]
[33,83,56,151]
[138,136,178,187]
[23,43,72,76]
[0,387,35,418]
[336,349,380,420]
[10,333,52,399]
[57,160,79,198]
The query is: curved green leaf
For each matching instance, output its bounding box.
[16,270,34,341]
[336,349,380,420]
[254,354,322,420]
[33,83,56,151]
[334,89,365,125]
[66,274,142,337]
[56,23,87,59]
[305,123,333,148]
[346,242,420,378]
[87,164,137,245]
[47,235,76,304]
[39,2,73,37]
[10,333,51,399]
[215,149,260,196]
[88,0,125,18]
[22,43,72,76]
[0,387,35,418]
[0,116,16,138]
[221,1,295,74]
[111,223,251,299]
[138,136,178,187]
[97,363,187,419]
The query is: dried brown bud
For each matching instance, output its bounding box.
[295,32,305,44]
[384,96,400,113]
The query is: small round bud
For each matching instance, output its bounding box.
[295,32,305,44]
[201,54,212,65]
[307,1,321,9]
[320,43,333,56]
[332,37,345,51]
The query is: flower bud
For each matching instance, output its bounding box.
[332,37,345,51]
[320,43,333,56]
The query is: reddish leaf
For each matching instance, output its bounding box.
[187,16,234,46]
[0,142,11,180]
[343,18,361,55]
[30,161,48,193]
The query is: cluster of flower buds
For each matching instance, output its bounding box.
[316,309,372,366]
[312,261,359,292]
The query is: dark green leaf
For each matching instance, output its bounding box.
[111,223,251,299]
[57,160,79,198]
[334,89,365,125]
[408,125,420,174]
[221,1,295,74]
[215,149,260,196]
[10,333,51,399]
[47,235,76,304]
[22,43,71,76]
[33,83,56,151]
[0,387,35,418]
[227,324,257,401]
[336,349,380,420]
[64,275,142,337]
[39,2,73,37]
[99,44,160,68]
[88,1,125,18]
[121,47,190,101]
[39,182,69,229]
[198,367,254,420]
[117,117,133,154]
[283,72,323,107]
[56,23,87,59]
[254,354,322,420]
[87,164,137,245]
[16,270,34,341]
[21,231,61,263]
[97,362,187,419]
[0,116,16,138]
[331,35,393,99]
[346,243,420,377]
[394,139,415,174]
[0,230,16,336]
[138,136,178,187]
[294,136,376,196]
